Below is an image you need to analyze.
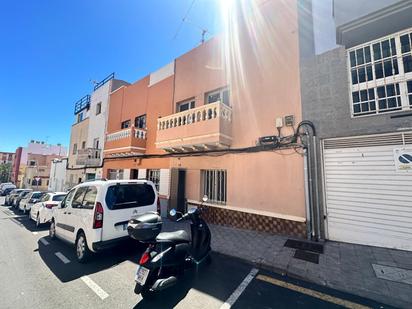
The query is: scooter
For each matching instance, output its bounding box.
[127,195,211,299]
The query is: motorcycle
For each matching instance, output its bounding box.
[127,195,211,299]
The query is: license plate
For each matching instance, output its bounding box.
[135,266,150,285]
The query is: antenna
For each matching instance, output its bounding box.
[89,79,98,86]
[173,0,209,44]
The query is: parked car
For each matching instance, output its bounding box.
[49,179,159,263]
[0,183,16,196]
[30,192,67,227]
[19,191,46,213]
[13,189,32,208]
[1,187,15,198]
[5,189,25,206]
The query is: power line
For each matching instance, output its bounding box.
[172,0,196,40]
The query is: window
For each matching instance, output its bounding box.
[348,28,412,117]
[73,144,77,155]
[31,178,42,186]
[52,194,66,202]
[82,141,86,149]
[96,102,102,115]
[61,189,75,209]
[82,187,97,209]
[29,160,36,166]
[77,113,83,123]
[202,170,227,204]
[93,138,100,150]
[206,87,230,106]
[147,169,160,191]
[400,33,412,73]
[408,80,412,105]
[135,114,146,129]
[121,120,131,129]
[176,99,195,113]
[71,187,88,208]
[108,169,124,180]
[105,183,155,210]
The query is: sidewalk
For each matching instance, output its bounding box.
[163,219,412,309]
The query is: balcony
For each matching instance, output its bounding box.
[104,127,147,156]
[156,101,232,152]
[76,148,102,166]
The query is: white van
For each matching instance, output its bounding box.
[49,179,159,263]
[0,183,16,195]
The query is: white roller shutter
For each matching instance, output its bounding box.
[323,132,412,251]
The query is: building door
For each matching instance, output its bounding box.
[131,169,139,179]
[323,132,412,251]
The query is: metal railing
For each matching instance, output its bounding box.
[74,94,91,115]
[94,72,115,91]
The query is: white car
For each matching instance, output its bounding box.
[49,179,159,263]
[30,192,67,227]
[19,191,45,213]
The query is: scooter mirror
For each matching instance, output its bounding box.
[169,209,177,216]
[202,195,208,202]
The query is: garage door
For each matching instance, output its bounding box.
[323,132,412,251]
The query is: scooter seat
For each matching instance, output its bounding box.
[156,230,190,244]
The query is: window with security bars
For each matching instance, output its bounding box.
[201,170,227,204]
[147,169,160,192]
[348,28,412,117]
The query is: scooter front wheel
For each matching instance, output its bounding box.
[140,285,156,300]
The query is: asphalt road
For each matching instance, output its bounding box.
[0,197,394,309]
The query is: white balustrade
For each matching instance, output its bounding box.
[157,101,232,131]
[106,127,147,142]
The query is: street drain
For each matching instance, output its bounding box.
[294,249,319,264]
[284,239,324,254]
[372,264,412,285]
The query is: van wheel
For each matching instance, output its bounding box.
[76,232,91,263]
[49,220,56,239]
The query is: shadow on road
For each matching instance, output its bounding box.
[133,252,252,309]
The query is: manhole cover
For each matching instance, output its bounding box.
[373,264,412,285]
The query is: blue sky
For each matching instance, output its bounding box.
[0,0,221,152]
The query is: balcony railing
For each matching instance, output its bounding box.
[74,94,91,115]
[76,148,102,166]
[104,127,147,156]
[156,101,232,152]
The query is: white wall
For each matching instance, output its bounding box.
[48,158,68,192]
[87,81,112,160]
[159,169,170,197]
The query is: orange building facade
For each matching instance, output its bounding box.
[103,0,307,237]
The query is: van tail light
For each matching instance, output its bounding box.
[45,203,55,209]
[93,202,104,229]
[157,197,161,214]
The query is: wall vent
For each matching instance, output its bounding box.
[324,132,412,149]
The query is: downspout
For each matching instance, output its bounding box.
[303,147,312,239]
[312,135,321,240]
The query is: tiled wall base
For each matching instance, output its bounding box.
[199,205,306,238]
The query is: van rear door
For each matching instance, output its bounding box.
[101,182,157,241]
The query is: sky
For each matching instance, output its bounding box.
[0,0,221,152]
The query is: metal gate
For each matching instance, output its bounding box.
[323,131,412,251]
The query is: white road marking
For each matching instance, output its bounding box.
[32,232,38,235]
[55,252,70,264]
[39,238,49,246]
[220,268,258,309]
[81,276,109,300]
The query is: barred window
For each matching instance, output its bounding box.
[147,169,160,192]
[348,28,412,117]
[202,170,227,204]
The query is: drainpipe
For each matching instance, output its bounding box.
[312,135,321,241]
[303,147,312,239]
